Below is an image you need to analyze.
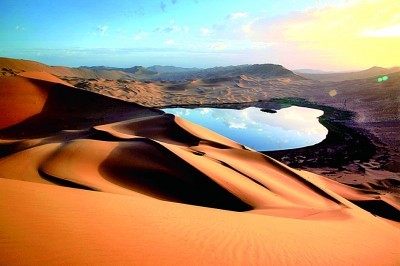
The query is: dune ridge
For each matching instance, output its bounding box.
[0,69,399,264]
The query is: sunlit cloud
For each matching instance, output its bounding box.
[227,12,248,20]
[209,42,228,50]
[251,42,274,50]
[165,39,175,45]
[3,0,398,70]
[361,24,400,37]
[244,0,400,70]
[200,28,212,36]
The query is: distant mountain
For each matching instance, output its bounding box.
[297,66,400,82]
[153,64,302,81]
[148,65,201,73]
[80,66,119,71]
[0,57,302,82]
[293,69,334,74]
[79,66,158,78]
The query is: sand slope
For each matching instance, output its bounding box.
[0,71,161,138]
[0,57,137,80]
[1,178,399,265]
[0,71,399,264]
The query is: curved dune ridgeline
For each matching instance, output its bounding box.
[0,71,399,265]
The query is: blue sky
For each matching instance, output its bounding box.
[1,0,398,70]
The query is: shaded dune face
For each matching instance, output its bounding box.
[38,117,341,213]
[0,73,161,138]
[0,73,399,221]
[99,140,252,211]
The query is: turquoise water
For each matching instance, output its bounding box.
[162,106,328,151]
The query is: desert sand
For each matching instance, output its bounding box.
[59,61,400,185]
[0,59,399,265]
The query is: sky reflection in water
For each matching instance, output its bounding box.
[163,106,328,151]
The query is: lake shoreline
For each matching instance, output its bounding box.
[162,104,327,151]
[161,98,398,187]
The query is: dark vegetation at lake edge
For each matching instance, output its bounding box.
[264,98,377,169]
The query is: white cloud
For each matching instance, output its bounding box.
[133,31,148,41]
[361,24,400,37]
[251,42,274,50]
[97,25,108,32]
[155,25,189,34]
[227,12,248,20]
[209,42,227,50]
[165,39,175,45]
[200,27,212,36]
[391,13,400,23]
[15,25,26,31]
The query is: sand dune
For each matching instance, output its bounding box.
[0,67,399,264]
[1,177,399,265]
[0,75,48,129]
[0,71,161,138]
[67,75,270,107]
[0,57,137,80]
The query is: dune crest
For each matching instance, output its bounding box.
[17,71,76,87]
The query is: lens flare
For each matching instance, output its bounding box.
[378,76,389,83]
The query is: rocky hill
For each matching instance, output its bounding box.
[297,66,400,82]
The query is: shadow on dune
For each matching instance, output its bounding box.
[98,139,252,212]
[0,79,161,139]
[351,200,400,222]
[39,169,96,191]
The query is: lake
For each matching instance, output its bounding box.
[162,106,328,151]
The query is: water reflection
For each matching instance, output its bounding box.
[162,106,328,151]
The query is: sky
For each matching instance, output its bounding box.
[1,0,399,71]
